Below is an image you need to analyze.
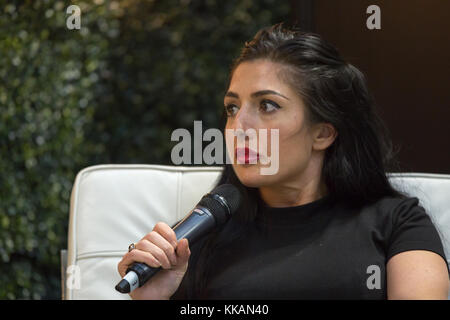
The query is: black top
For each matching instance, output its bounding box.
[171,195,449,299]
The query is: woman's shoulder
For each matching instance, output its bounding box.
[358,195,422,221]
[338,195,426,238]
[372,195,420,210]
[361,195,447,262]
[368,195,435,231]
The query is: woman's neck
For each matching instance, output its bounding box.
[258,176,327,208]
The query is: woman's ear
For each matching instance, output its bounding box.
[312,123,337,151]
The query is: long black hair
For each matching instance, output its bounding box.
[185,22,406,298]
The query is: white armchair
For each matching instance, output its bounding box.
[61,165,450,299]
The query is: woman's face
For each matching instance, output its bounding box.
[224,59,334,190]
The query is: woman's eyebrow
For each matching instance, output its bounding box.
[225,90,289,100]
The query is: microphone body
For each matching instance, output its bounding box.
[115,184,241,294]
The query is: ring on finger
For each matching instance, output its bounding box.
[128,242,136,252]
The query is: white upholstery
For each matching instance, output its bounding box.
[65,165,223,300]
[64,165,450,299]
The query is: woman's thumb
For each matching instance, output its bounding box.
[174,238,190,269]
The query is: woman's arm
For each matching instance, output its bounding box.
[387,250,449,299]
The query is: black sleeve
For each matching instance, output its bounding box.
[386,197,449,272]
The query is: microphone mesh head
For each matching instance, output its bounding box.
[198,184,242,226]
[211,183,243,214]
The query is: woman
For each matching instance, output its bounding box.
[118,23,449,299]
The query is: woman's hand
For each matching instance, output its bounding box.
[117,222,191,300]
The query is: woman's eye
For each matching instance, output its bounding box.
[224,104,239,117]
[260,99,280,113]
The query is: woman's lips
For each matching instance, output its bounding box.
[235,147,260,164]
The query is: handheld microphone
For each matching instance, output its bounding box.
[115,183,242,294]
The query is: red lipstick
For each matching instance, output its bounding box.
[235,147,259,164]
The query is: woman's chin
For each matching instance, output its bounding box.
[233,164,273,188]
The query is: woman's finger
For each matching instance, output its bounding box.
[118,249,161,277]
[173,238,191,272]
[137,237,176,268]
[153,222,178,248]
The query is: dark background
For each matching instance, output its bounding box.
[0,0,448,299]
[302,0,450,173]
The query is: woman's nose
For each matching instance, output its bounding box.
[233,104,255,132]
[231,104,261,148]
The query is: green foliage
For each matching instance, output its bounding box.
[0,0,289,299]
